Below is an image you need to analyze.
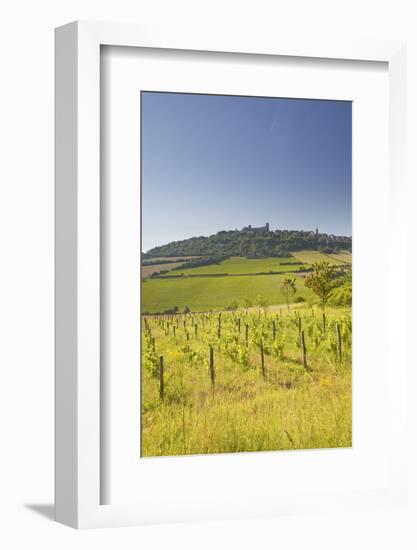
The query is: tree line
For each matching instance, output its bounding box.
[143,228,351,259]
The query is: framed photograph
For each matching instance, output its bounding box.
[139,91,353,459]
[55,21,407,528]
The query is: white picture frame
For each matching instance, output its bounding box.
[55,21,407,529]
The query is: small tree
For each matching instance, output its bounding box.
[305,261,335,315]
[243,297,253,309]
[257,295,269,312]
[227,300,239,311]
[281,277,297,310]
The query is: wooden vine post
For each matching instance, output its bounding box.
[260,340,265,378]
[272,320,276,340]
[300,331,308,369]
[209,346,215,389]
[245,323,249,344]
[159,355,164,400]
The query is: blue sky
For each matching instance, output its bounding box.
[141,92,351,252]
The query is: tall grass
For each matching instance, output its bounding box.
[141,306,352,457]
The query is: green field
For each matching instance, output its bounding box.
[141,252,353,313]
[142,255,201,264]
[141,250,352,457]
[142,261,185,278]
[162,256,304,277]
[291,250,351,264]
[327,251,352,264]
[142,272,314,313]
[142,306,352,457]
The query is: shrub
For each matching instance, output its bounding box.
[257,295,269,308]
[243,298,253,308]
[162,306,179,315]
[329,284,352,306]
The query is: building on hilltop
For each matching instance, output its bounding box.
[241,222,270,233]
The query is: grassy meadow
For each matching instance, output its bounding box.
[141,252,351,313]
[290,250,351,265]
[142,262,186,278]
[161,256,303,276]
[142,272,316,313]
[141,251,352,457]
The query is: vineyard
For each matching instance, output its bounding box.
[141,304,352,457]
